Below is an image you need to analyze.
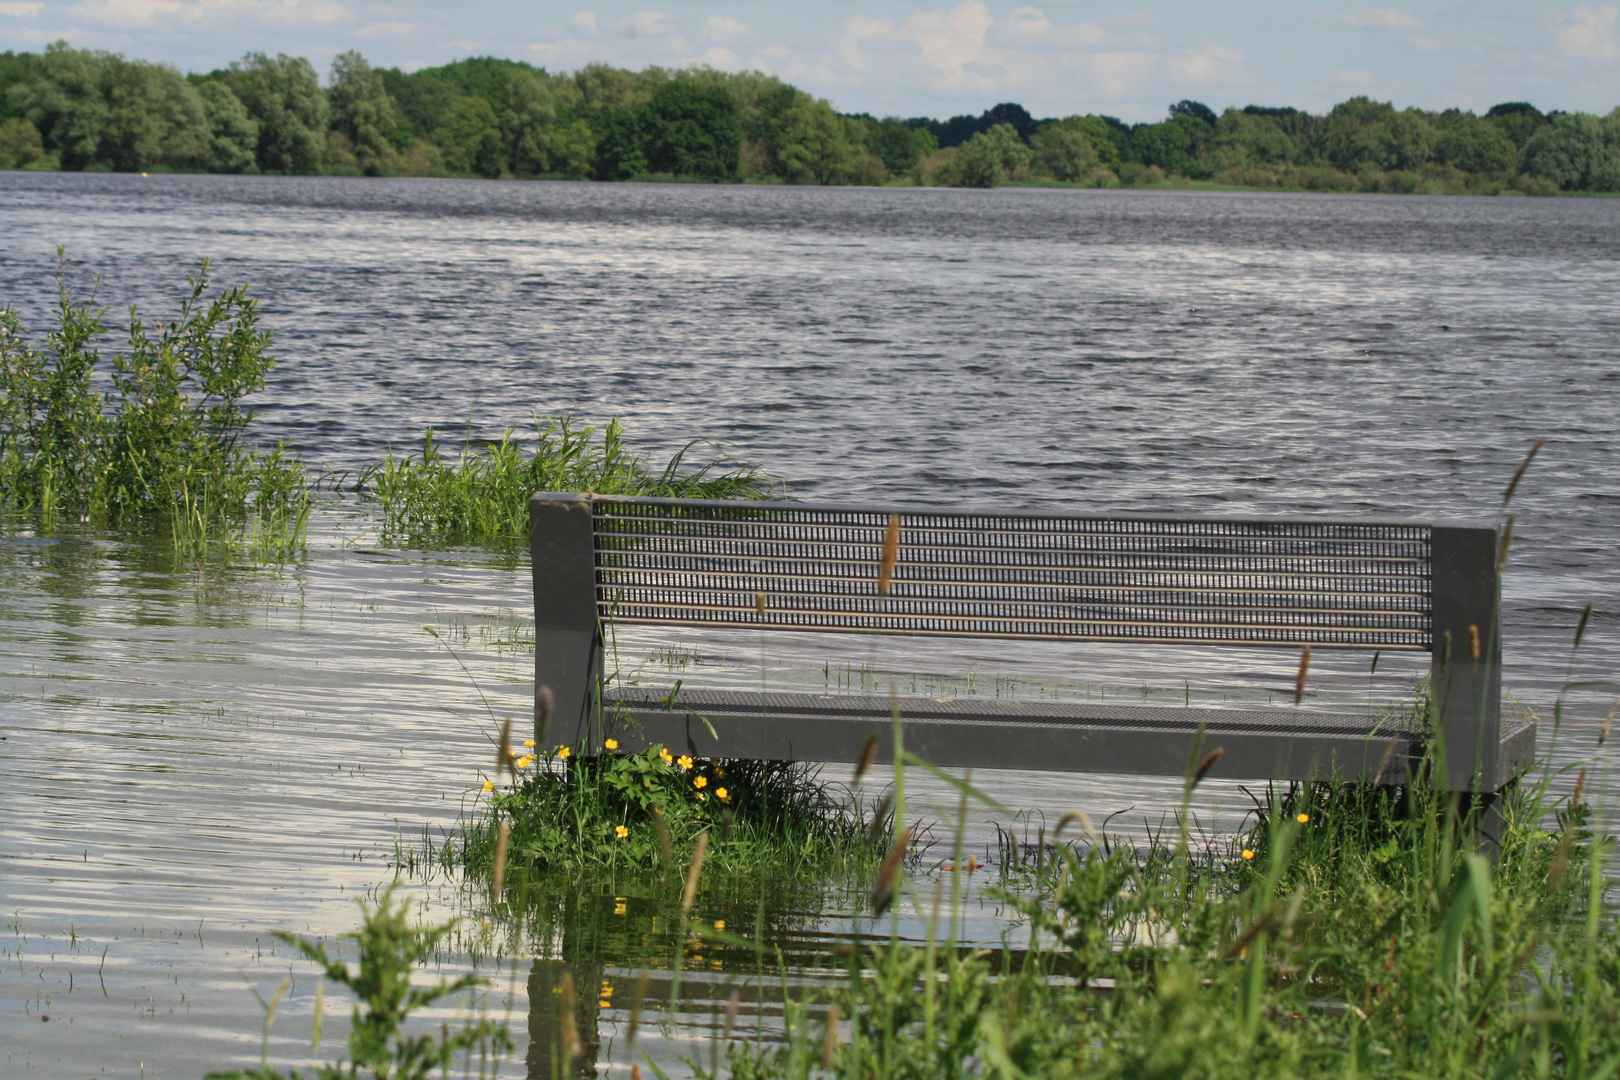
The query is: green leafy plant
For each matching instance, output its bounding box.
[207,885,512,1080]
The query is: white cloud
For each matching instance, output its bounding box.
[622,8,672,39]
[354,20,418,38]
[702,14,749,41]
[1351,6,1423,31]
[1164,42,1244,84]
[0,1,43,15]
[1556,4,1619,60]
[570,9,596,35]
[1336,68,1375,85]
[69,0,346,29]
[697,46,740,68]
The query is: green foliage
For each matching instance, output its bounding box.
[701,747,1616,1080]
[223,52,328,173]
[328,51,406,175]
[0,252,307,549]
[205,885,511,1080]
[643,78,741,181]
[940,123,1031,187]
[1030,121,1100,182]
[1524,112,1615,191]
[10,41,209,171]
[196,81,259,174]
[0,115,43,169]
[1437,112,1519,175]
[452,742,883,880]
[357,415,775,547]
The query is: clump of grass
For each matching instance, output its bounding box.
[0,250,309,556]
[694,740,1613,1080]
[446,741,886,883]
[207,884,511,1080]
[356,415,777,548]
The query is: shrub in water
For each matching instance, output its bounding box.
[0,251,306,545]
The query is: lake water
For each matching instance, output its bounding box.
[1,173,1617,1078]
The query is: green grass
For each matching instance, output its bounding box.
[356,415,777,549]
[690,742,1613,1080]
[442,740,888,884]
[0,250,311,560]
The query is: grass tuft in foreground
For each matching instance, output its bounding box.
[445,740,886,883]
[696,748,1613,1080]
[357,415,777,548]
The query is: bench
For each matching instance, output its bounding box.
[529,493,1534,804]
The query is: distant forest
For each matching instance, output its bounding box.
[2,42,1618,195]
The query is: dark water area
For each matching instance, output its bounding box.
[1,172,1617,1077]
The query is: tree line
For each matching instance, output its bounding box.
[2,42,1617,194]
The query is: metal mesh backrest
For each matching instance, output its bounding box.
[593,498,1433,650]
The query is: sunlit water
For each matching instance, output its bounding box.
[1,174,1617,1077]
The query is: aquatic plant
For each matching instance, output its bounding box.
[447,740,886,882]
[356,415,776,547]
[689,737,1614,1080]
[206,884,511,1080]
[0,251,308,555]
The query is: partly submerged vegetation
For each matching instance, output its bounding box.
[359,418,773,548]
[445,740,886,883]
[0,255,773,557]
[0,251,309,559]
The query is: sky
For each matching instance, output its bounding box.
[1,1,1617,123]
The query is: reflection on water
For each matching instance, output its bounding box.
[3,177,1618,1076]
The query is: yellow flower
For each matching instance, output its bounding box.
[557,746,571,759]
[658,749,673,763]
[507,747,519,757]
[522,739,536,748]
[516,756,533,769]
[714,919,726,931]
[598,999,611,1009]
[716,787,729,802]
[614,824,629,839]
[1296,813,1310,825]
[694,775,708,789]
[481,779,494,792]
[604,738,619,751]
[677,755,694,770]
[1241,848,1255,860]
[614,901,627,916]
[697,792,706,801]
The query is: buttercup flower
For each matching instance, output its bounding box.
[714,919,726,931]
[1241,848,1255,860]
[1296,813,1310,824]
[604,738,619,751]
[716,787,729,802]
[658,748,673,763]
[523,739,536,748]
[677,755,694,770]
[481,779,494,793]
[557,746,571,759]
[693,775,708,789]
[614,824,629,839]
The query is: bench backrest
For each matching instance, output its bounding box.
[531,493,1502,789]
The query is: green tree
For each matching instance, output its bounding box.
[866,117,922,175]
[328,51,405,174]
[1484,102,1547,150]
[1030,122,1099,181]
[0,116,44,168]
[589,104,646,180]
[1435,113,1517,175]
[0,50,43,123]
[196,81,258,173]
[1130,113,1211,177]
[948,123,1031,187]
[1206,108,1297,173]
[498,69,554,176]
[762,91,856,183]
[548,117,595,178]
[642,78,739,180]
[1524,112,1607,190]
[432,95,502,177]
[12,43,110,169]
[226,53,327,173]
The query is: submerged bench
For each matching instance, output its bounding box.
[530,493,1534,799]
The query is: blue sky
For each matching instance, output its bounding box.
[2,1,1617,122]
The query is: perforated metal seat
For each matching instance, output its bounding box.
[531,493,1532,793]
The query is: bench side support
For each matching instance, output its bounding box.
[1430,525,1502,792]
[530,493,602,749]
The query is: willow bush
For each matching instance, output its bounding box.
[0,252,308,552]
